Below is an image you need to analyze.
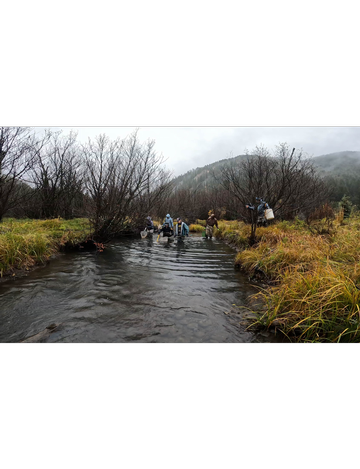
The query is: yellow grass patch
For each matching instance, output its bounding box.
[189,224,205,232]
[218,216,360,342]
[0,218,91,277]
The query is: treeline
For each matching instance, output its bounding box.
[325,172,360,208]
[168,144,328,222]
[2,127,358,239]
[0,127,172,239]
[167,143,359,224]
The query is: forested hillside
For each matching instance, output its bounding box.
[172,151,360,207]
[312,151,360,174]
[172,151,360,191]
[171,154,248,191]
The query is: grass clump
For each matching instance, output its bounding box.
[0,218,91,277]
[219,216,360,342]
[196,219,206,227]
[216,220,251,249]
[189,224,205,232]
[252,264,360,342]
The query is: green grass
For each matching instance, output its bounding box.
[0,218,91,277]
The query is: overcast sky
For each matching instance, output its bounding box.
[49,127,360,177]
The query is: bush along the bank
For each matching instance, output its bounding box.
[0,218,91,277]
[217,216,360,342]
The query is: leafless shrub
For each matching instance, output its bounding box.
[306,203,336,235]
[217,143,330,240]
[0,127,50,221]
[29,130,84,218]
[82,130,171,239]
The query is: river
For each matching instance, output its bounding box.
[0,234,277,342]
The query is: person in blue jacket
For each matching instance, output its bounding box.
[163,214,174,231]
[175,218,189,237]
[158,222,173,237]
[162,213,174,235]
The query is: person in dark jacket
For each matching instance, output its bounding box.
[205,214,218,239]
[159,223,173,237]
[145,216,154,233]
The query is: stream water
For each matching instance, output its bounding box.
[0,234,277,343]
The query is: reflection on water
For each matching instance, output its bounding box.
[0,235,277,343]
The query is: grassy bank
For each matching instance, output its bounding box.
[216,216,360,342]
[0,218,91,278]
[189,224,205,233]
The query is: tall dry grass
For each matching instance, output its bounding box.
[189,224,205,232]
[218,216,360,342]
[0,218,91,277]
[252,264,360,342]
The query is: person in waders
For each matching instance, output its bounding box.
[175,218,189,238]
[164,213,174,229]
[205,214,218,239]
[145,216,154,233]
[159,222,173,237]
[163,214,174,233]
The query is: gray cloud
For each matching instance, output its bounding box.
[35,126,360,176]
[170,127,360,175]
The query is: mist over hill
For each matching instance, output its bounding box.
[171,151,360,191]
[171,154,247,191]
[311,151,360,174]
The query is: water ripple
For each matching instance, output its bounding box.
[0,234,265,342]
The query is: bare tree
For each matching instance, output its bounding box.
[0,127,51,221]
[218,143,329,240]
[83,131,171,239]
[29,131,84,218]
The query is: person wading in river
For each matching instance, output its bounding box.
[175,218,189,238]
[205,214,218,239]
[159,222,173,237]
[162,213,174,235]
[163,214,174,231]
[145,216,154,233]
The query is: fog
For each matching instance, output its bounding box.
[38,126,360,177]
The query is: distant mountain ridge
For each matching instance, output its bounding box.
[311,151,360,174]
[171,154,248,191]
[171,151,360,191]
